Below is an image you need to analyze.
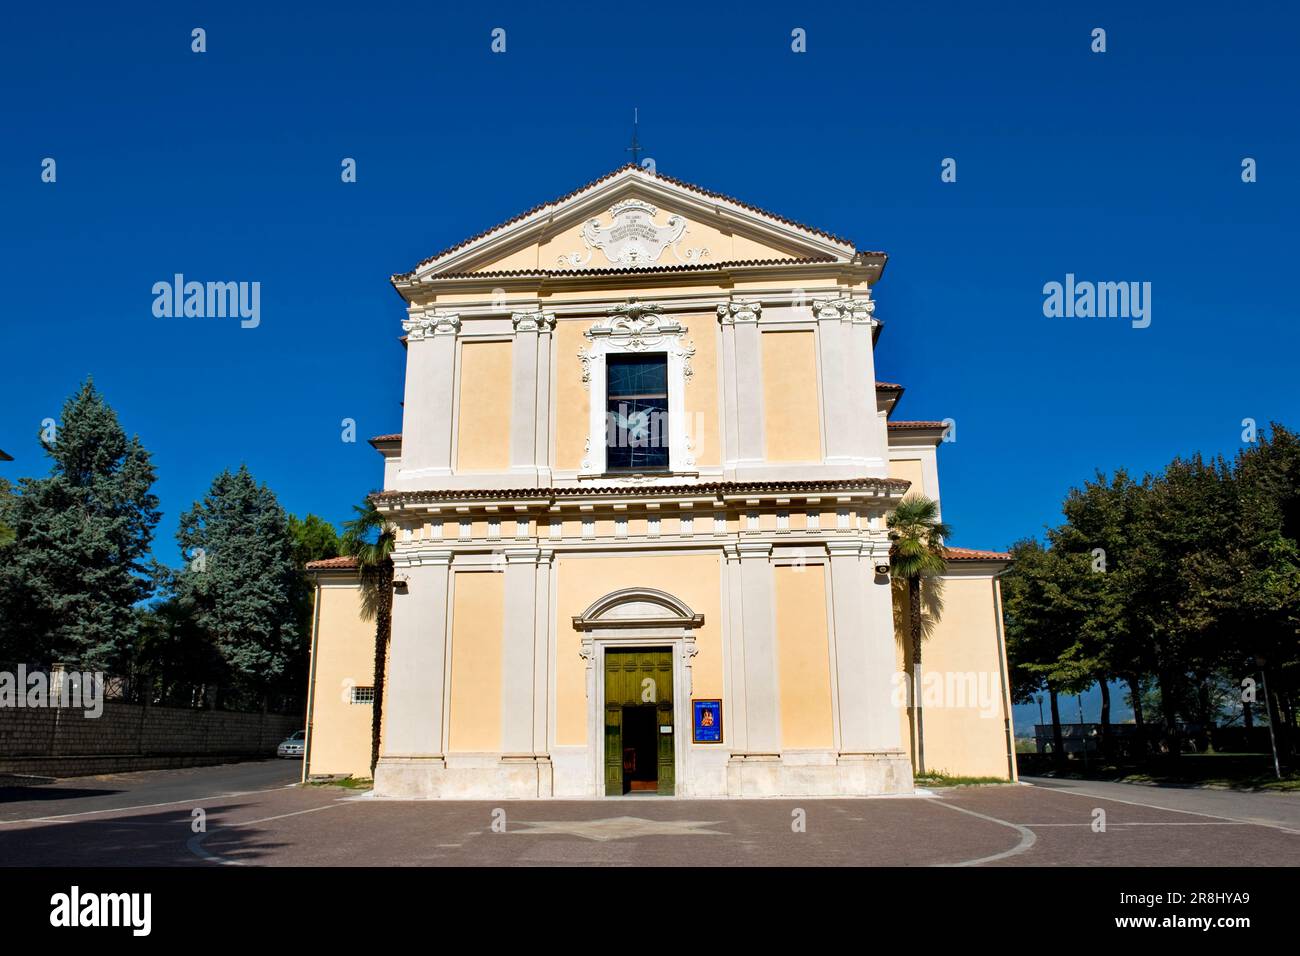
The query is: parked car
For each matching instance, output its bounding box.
[277,730,306,758]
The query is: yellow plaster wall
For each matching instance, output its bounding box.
[681,313,719,468]
[889,458,927,497]
[894,576,1013,779]
[448,571,505,752]
[456,341,512,472]
[555,553,723,746]
[555,320,589,471]
[774,565,834,749]
[762,330,822,462]
[306,582,376,778]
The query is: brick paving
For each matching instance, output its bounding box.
[0,762,1296,866]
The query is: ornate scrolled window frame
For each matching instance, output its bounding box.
[578,300,696,477]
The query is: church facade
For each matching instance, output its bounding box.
[304,165,1016,798]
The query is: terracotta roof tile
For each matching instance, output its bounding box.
[415,256,845,282]
[394,164,884,281]
[305,555,359,571]
[945,546,1012,561]
[373,476,909,506]
[368,433,401,445]
[887,420,946,430]
[875,381,904,391]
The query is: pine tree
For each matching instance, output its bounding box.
[173,465,301,707]
[0,380,159,670]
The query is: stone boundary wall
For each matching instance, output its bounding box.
[0,701,302,778]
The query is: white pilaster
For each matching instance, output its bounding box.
[382,547,453,757]
[717,299,764,469]
[500,547,541,755]
[736,541,780,753]
[398,309,460,481]
[826,538,902,753]
[533,549,554,756]
[722,544,749,751]
[509,310,554,484]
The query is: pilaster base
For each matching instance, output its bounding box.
[373,754,554,799]
[725,750,913,796]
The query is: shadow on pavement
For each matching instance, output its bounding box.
[0,802,288,866]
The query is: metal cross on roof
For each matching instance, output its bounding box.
[626,108,644,166]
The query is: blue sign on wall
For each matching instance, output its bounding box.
[692,699,723,743]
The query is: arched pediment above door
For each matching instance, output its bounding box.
[572,587,704,631]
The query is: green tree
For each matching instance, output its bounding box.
[340,496,396,776]
[1223,424,1300,762]
[173,465,301,709]
[0,477,15,548]
[288,512,342,659]
[0,380,159,670]
[887,495,950,775]
[1002,538,1093,769]
[1126,454,1236,758]
[130,596,224,707]
[1051,469,1145,758]
[288,514,341,567]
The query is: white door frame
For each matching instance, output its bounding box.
[584,633,697,797]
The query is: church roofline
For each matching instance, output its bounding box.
[404,255,849,281]
[391,164,886,284]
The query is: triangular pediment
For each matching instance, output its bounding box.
[397,166,865,281]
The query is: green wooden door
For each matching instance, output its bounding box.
[603,648,674,796]
[604,702,623,796]
[653,650,675,795]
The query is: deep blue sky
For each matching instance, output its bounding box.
[3,0,1297,604]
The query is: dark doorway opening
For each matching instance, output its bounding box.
[622,706,658,792]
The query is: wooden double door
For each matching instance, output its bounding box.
[604,648,674,796]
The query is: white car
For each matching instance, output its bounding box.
[277,730,306,758]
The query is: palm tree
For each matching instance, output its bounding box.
[888,495,951,776]
[341,496,396,776]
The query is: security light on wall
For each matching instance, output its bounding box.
[392,574,409,592]
[874,563,891,576]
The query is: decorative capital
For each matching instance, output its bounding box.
[717,299,762,325]
[512,310,555,333]
[812,295,876,324]
[502,547,542,565]
[402,309,460,340]
[825,539,866,558]
[391,546,455,569]
[736,541,774,559]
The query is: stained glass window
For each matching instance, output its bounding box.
[605,353,669,471]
